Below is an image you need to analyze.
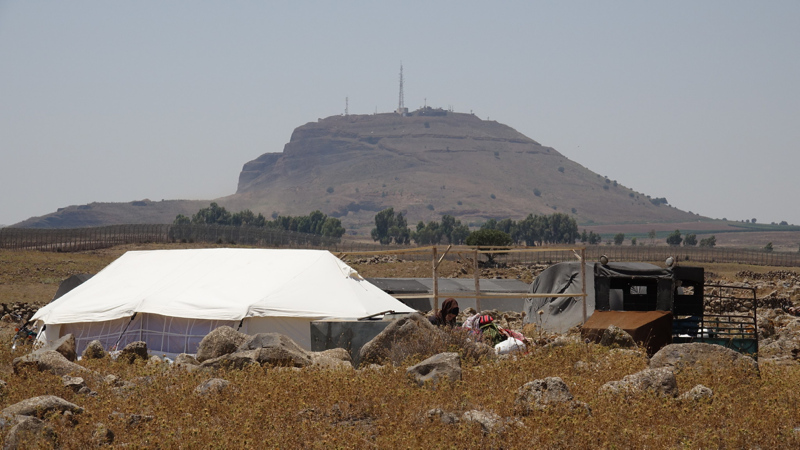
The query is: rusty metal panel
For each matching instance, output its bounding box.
[582,310,673,355]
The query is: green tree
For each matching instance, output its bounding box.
[630,237,637,246]
[588,231,602,245]
[173,214,190,225]
[370,208,410,245]
[648,229,657,245]
[613,233,625,246]
[413,220,443,245]
[320,217,346,238]
[683,233,698,246]
[699,236,716,248]
[666,230,683,246]
[192,202,231,225]
[764,242,774,252]
[480,219,498,230]
[466,229,513,265]
[450,223,470,245]
[231,209,266,227]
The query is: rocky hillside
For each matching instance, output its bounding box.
[223,109,701,234]
[15,109,702,232]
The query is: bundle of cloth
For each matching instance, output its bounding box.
[462,313,528,354]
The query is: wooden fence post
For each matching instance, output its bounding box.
[432,246,439,313]
[474,248,481,313]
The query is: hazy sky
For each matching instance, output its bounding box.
[1,2,798,227]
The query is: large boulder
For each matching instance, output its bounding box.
[12,350,89,377]
[2,416,58,450]
[196,326,249,363]
[118,341,148,364]
[1,395,84,420]
[359,313,438,366]
[38,334,77,362]
[406,352,461,387]
[601,367,678,397]
[239,333,312,368]
[199,351,260,371]
[650,343,758,373]
[81,340,106,360]
[310,348,353,369]
[514,377,579,415]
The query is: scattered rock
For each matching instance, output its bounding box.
[2,416,57,450]
[82,340,107,359]
[175,353,199,366]
[103,374,122,387]
[650,343,758,373]
[195,378,231,396]
[118,341,148,364]
[0,379,6,397]
[426,408,460,425]
[462,409,503,434]
[62,375,87,393]
[12,350,89,377]
[678,384,714,402]
[92,422,114,445]
[601,367,678,397]
[1,395,83,420]
[406,352,462,387]
[514,377,578,414]
[109,411,154,428]
[196,326,249,363]
[599,326,637,348]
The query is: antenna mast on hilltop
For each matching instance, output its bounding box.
[396,63,408,116]
[345,97,349,116]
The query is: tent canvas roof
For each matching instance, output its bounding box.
[32,248,415,325]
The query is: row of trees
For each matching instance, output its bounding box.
[478,213,580,246]
[370,208,472,245]
[370,209,580,246]
[174,203,346,238]
[665,230,716,247]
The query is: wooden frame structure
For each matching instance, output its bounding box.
[335,245,589,323]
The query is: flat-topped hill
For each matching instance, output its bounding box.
[224,109,701,233]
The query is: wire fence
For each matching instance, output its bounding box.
[1,225,799,267]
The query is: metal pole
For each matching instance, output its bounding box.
[474,248,481,313]
[432,246,439,313]
[581,248,587,324]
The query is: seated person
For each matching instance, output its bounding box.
[429,298,459,327]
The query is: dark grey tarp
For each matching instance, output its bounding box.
[523,262,672,333]
[52,274,93,301]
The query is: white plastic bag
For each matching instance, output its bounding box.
[494,337,526,355]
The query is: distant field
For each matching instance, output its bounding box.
[584,221,800,252]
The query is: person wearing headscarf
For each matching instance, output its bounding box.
[429,298,459,327]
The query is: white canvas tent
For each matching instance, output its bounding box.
[32,248,415,356]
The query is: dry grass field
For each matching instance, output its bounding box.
[2,245,800,447]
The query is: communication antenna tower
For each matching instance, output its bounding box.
[345,97,349,116]
[397,62,405,112]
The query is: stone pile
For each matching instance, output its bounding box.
[0,302,39,323]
